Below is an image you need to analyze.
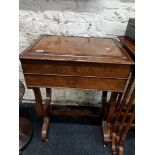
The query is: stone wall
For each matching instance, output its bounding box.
[19,0,135,105]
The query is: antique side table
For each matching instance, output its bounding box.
[19,35,134,141]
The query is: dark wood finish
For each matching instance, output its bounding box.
[103,36,135,155]
[102,121,112,143]
[119,89,134,126]
[106,93,118,122]
[112,132,117,155]
[32,88,43,117]
[21,61,131,78]
[119,37,135,61]
[110,83,135,155]
[19,118,32,151]
[118,111,135,146]
[20,35,133,93]
[112,132,124,155]
[102,93,118,143]
[51,105,101,118]
[115,93,123,112]
[20,35,133,64]
[25,74,127,92]
[20,35,133,141]
[115,72,134,125]
[32,88,51,141]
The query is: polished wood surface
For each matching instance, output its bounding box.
[102,36,135,155]
[20,35,134,92]
[20,35,133,64]
[25,74,127,92]
[119,37,135,61]
[32,88,51,141]
[21,60,131,78]
[20,35,134,141]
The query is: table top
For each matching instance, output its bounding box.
[20,35,133,65]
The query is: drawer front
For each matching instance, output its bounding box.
[24,74,127,92]
[22,60,131,78]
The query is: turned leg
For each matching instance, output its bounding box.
[32,88,51,141]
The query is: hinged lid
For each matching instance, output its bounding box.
[20,35,134,65]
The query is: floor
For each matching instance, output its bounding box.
[20,103,135,155]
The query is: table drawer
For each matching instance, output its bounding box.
[22,60,131,78]
[24,74,127,92]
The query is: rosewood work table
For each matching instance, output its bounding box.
[19,35,134,141]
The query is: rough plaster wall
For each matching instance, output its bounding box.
[19,0,135,105]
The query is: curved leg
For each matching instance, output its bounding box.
[32,88,43,117]
[41,88,51,141]
[102,92,118,143]
[32,88,51,141]
[41,117,50,141]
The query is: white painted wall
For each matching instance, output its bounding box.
[19,0,135,105]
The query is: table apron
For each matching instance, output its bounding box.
[24,74,127,92]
